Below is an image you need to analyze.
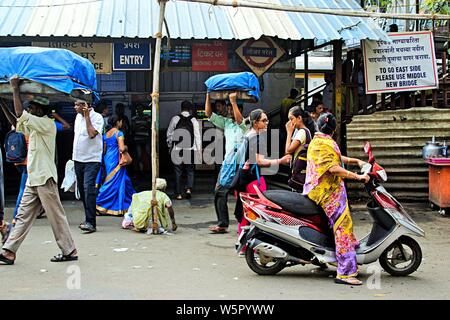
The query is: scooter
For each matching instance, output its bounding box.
[237,142,425,277]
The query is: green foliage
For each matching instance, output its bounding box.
[367,0,394,12]
[423,0,450,15]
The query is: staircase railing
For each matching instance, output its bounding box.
[267,82,327,121]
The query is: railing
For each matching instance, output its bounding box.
[267,82,326,121]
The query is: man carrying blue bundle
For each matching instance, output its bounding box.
[0,77,77,265]
[206,92,246,233]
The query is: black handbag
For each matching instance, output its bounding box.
[288,128,312,192]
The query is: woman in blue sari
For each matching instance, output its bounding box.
[96,115,135,216]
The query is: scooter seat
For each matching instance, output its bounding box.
[263,190,324,216]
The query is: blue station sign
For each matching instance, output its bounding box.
[113,42,151,71]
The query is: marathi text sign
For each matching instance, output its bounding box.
[113,42,151,71]
[192,41,228,72]
[33,41,112,74]
[362,32,438,94]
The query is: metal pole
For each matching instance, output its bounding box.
[176,0,450,21]
[415,0,420,31]
[333,40,343,149]
[304,52,308,110]
[150,0,167,235]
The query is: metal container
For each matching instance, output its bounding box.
[423,136,444,159]
[442,141,448,158]
[209,90,257,103]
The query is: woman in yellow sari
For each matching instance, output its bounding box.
[303,113,369,285]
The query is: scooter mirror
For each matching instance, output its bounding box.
[364,141,371,154]
[364,141,375,164]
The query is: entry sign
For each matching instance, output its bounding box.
[113,43,151,71]
[236,36,285,77]
[362,31,438,94]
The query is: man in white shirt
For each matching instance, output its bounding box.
[166,101,201,200]
[73,100,104,233]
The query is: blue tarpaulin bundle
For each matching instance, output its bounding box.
[205,72,260,102]
[0,46,98,102]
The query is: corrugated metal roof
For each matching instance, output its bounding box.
[0,0,389,42]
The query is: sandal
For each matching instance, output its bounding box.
[50,250,78,263]
[175,194,183,200]
[334,277,363,286]
[185,189,192,199]
[208,225,228,234]
[0,253,14,265]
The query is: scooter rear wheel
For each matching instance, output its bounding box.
[379,236,422,277]
[245,246,286,276]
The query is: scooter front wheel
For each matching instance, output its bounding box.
[379,236,422,277]
[245,245,286,276]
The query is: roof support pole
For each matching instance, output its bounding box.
[150,0,167,235]
[333,40,344,149]
[304,51,308,111]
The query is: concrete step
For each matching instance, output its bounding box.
[377,167,428,174]
[347,142,438,150]
[348,182,428,190]
[369,175,428,183]
[347,123,450,131]
[347,135,449,145]
[348,190,429,201]
[348,107,450,119]
[347,150,423,158]
[349,115,450,123]
[347,132,450,140]
[355,158,426,166]
[345,107,450,201]
[347,128,450,140]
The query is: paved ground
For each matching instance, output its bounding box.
[1,194,450,300]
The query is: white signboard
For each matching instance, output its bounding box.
[362,31,438,94]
